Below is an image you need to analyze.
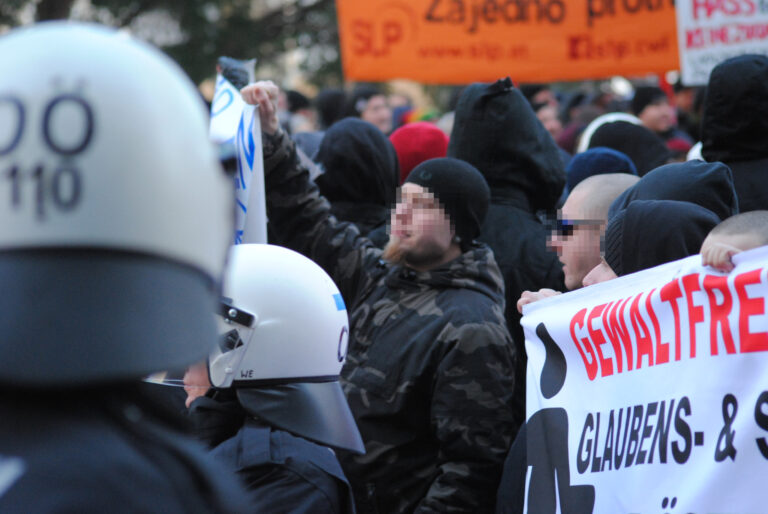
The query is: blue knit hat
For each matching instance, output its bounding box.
[566,147,637,193]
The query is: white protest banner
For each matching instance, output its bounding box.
[676,0,768,85]
[234,104,266,244]
[208,75,266,244]
[209,74,247,144]
[520,246,768,513]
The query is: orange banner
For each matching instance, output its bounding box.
[336,0,680,84]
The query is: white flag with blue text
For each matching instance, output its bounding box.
[209,74,266,244]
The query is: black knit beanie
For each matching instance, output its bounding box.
[631,86,667,116]
[404,157,490,252]
[603,210,626,276]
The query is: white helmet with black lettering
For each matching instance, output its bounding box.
[209,244,364,453]
[0,22,232,384]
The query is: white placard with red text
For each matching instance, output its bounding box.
[521,246,768,513]
[676,0,768,85]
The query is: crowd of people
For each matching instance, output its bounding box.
[2,19,767,514]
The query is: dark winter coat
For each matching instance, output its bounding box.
[447,77,565,429]
[315,118,399,247]
[0,388,248,513]
[701,54,768,212]
[263,131,517,513]
[189,394,355,514]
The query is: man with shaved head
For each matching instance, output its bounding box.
[517,173,639,311]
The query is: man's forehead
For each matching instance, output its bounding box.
[561,190,587,219]
[399,183,436,202]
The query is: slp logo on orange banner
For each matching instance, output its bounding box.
[337,0,680,84]
[349,3,417,57]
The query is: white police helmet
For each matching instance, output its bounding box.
[210,244,364,453]
[0,23,232,385]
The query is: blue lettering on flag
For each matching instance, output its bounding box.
[236,198,247,214]
[237,113,256,171]
[211,89,234,118]
[333,293,346,311]
[235,139,246,189]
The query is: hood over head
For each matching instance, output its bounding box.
[701,54,768,163]
[315,117,399,208]
[447,77,565,211]
[587,121,671,176]
[604,200,719,276]
[608,160,738,222]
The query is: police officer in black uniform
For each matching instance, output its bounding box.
[0,22,247,512]
[184,244,365,514]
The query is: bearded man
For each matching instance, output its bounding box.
[244,82,517,514]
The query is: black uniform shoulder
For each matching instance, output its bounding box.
[212,419,355,514]
[0,391,248,513]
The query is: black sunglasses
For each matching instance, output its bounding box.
[548,218,602,238]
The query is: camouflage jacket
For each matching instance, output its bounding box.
[264,131,517,514]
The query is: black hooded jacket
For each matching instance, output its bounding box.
[588,121,671,176]
[449,78,565,211]
[605,200,719,276]
[701,54,768,212]
[448,77,566,429]
[608,160,739,222]
[315,118,399,247]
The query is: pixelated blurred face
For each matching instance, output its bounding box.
[361,94,392,134]
[582,258,618,287]
[387,183,454,268]
[547,193,603,291]
[639,98,675,133]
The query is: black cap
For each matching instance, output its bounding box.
[631,86,667,116]
[404,157,490,251]
[603,210,626,276]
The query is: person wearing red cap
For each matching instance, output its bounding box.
[389,121,449,184]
